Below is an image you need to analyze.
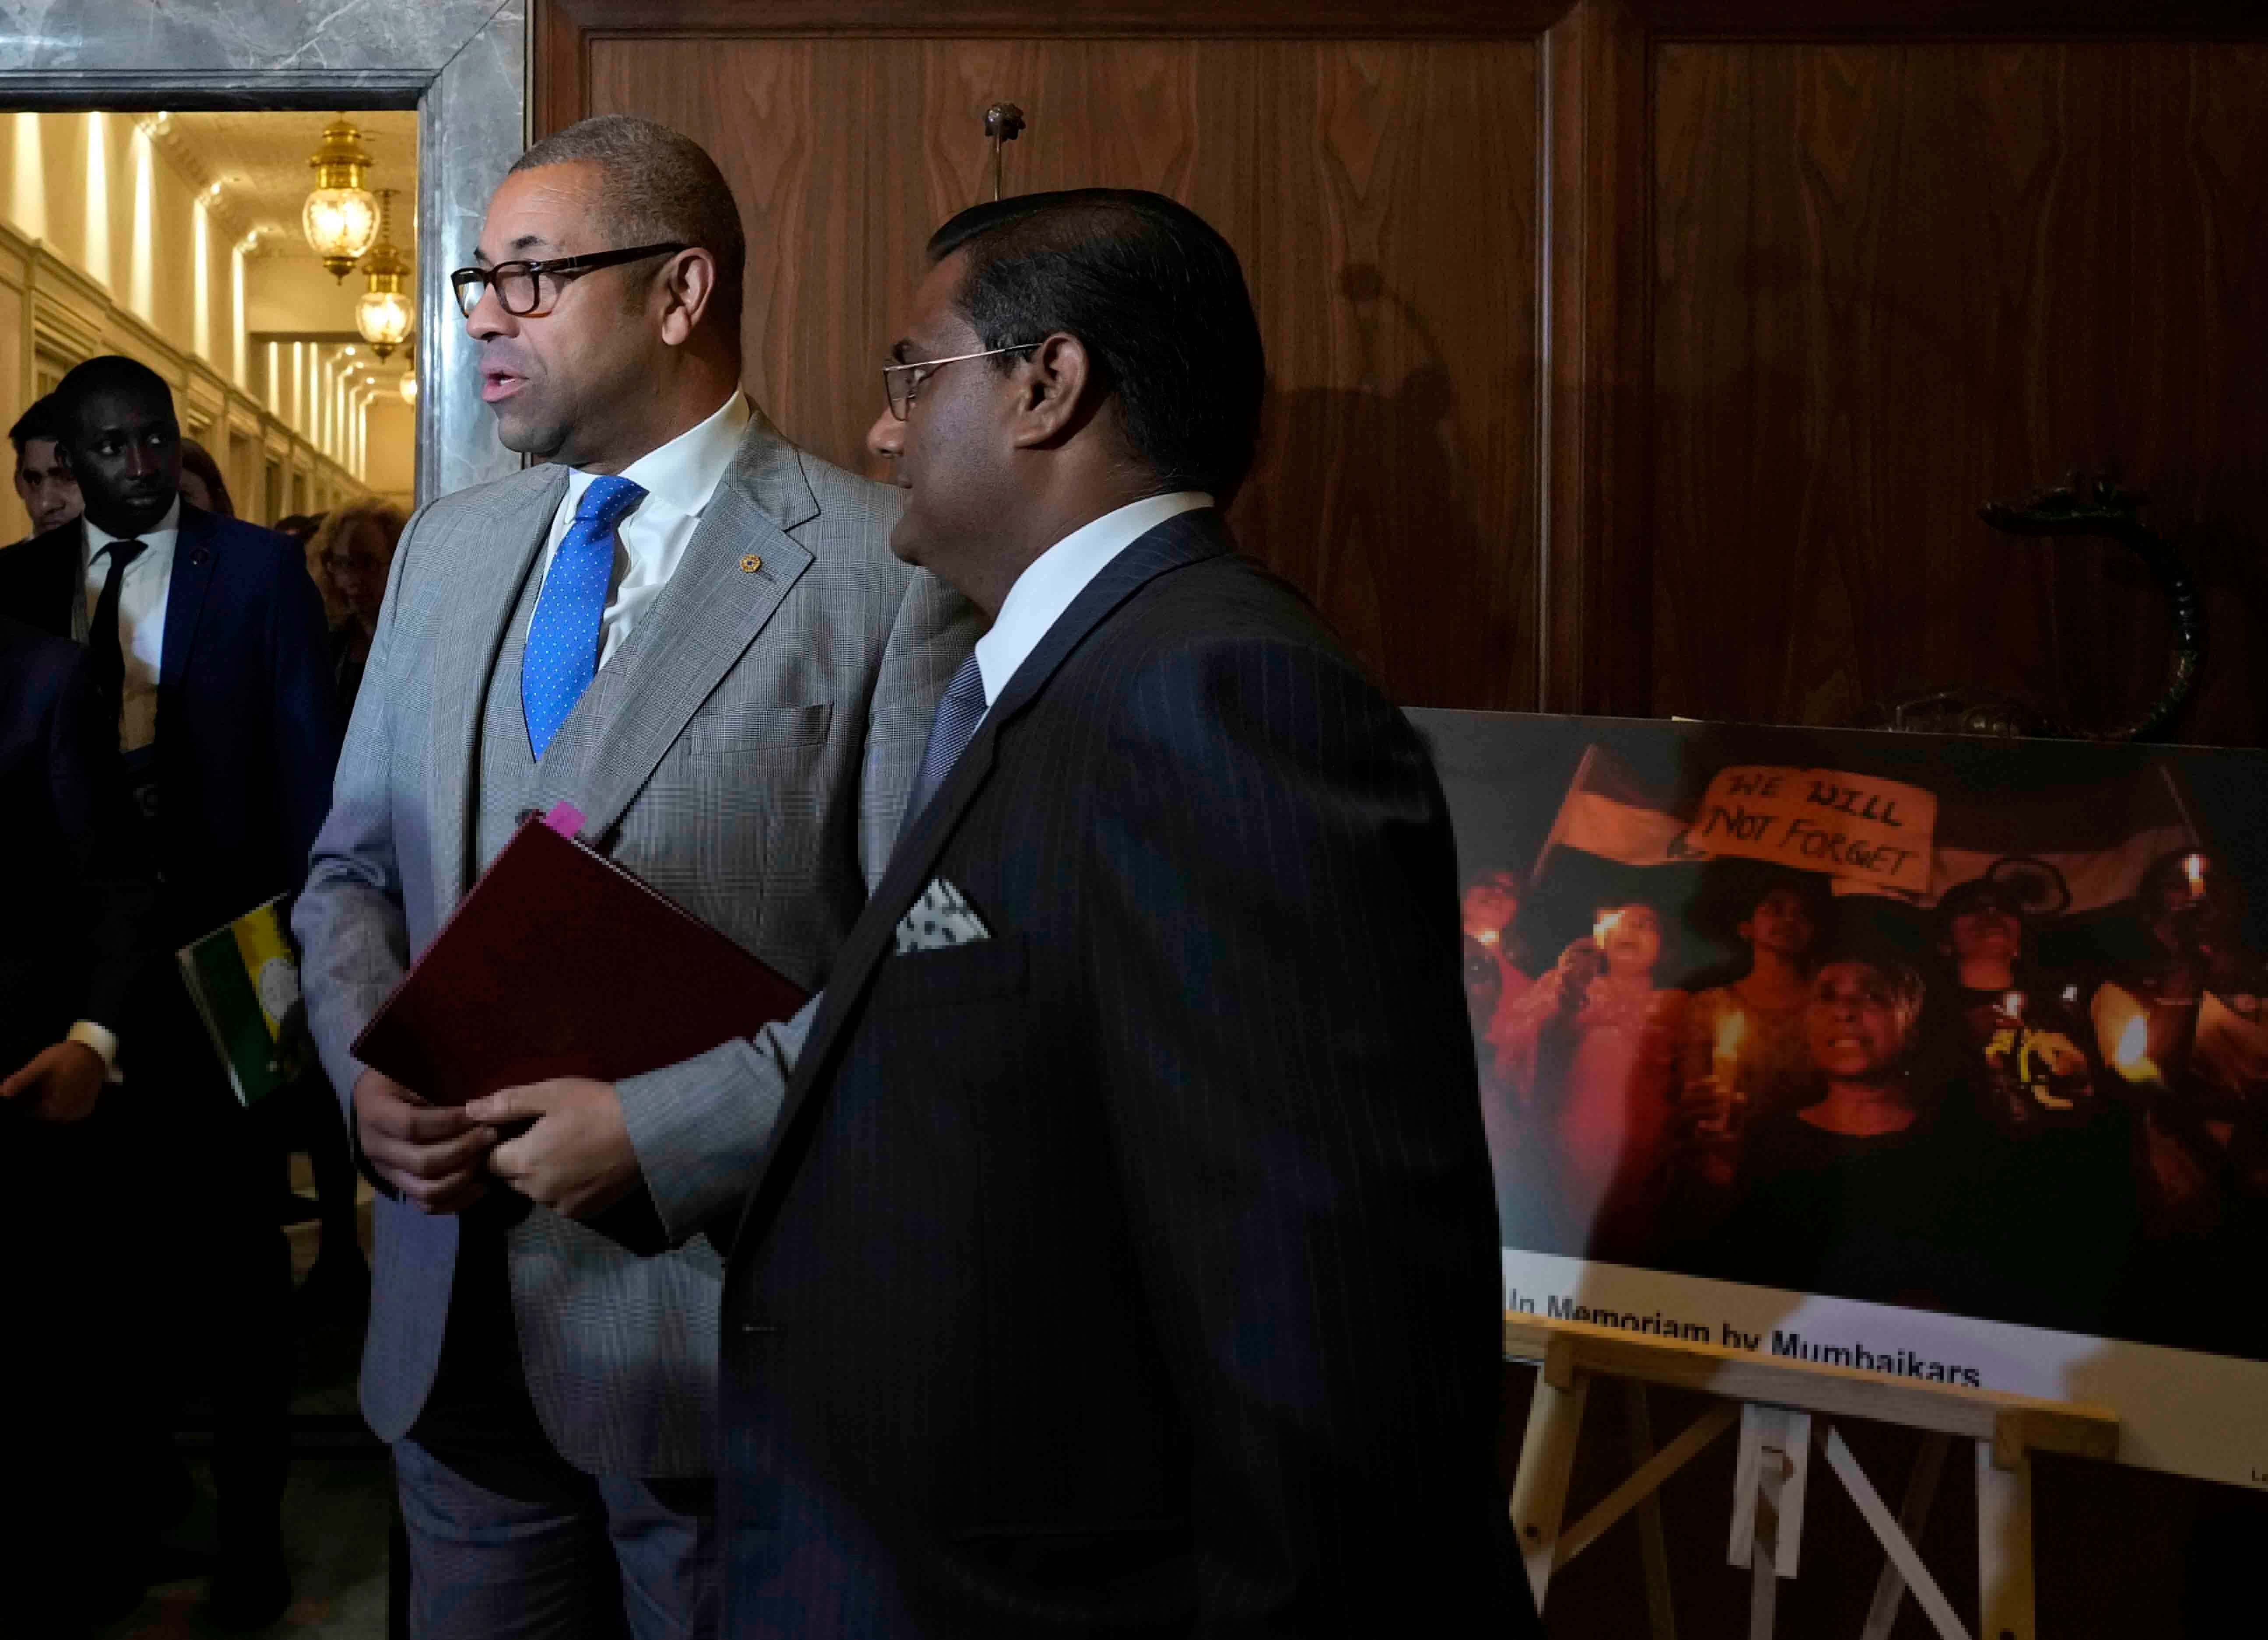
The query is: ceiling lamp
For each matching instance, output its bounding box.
[354,190,413,361]
[302,116,378,280]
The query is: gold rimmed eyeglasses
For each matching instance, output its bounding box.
[881,343,1038,419]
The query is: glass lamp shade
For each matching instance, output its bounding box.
[355,288,413,359]
[398,372,418,405]
[304,187,380,278]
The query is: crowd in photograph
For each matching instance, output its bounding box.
[1463,848,2268,1357]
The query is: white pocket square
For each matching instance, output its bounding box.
[895,877,993,954]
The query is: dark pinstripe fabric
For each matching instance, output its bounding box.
[718,510,1533,1637]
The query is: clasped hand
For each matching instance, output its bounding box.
[354,1069,640,1219]
[0,1040,107,1124]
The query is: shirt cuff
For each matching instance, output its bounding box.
[66,1020,123,1084]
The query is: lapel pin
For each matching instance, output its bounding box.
[740,554,763,574]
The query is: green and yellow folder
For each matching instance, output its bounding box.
[176,895,309,1106]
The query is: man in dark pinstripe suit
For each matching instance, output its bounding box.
[714,190,1533,1637]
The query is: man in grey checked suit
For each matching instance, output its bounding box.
[293,116,974,1639]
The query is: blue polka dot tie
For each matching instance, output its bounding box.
[523,474,646,760]
[900,654,988,838]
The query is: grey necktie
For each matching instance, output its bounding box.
[900,654,987,839]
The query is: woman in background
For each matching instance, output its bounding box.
[1702,944,1995,1314]
[307,499,405,720]
[176,436,234,517]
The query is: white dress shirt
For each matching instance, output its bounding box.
[536,390,750,667]
[971,491,1214,715]
[83,498,180,756]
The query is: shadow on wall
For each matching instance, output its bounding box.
[1242,263,1506,713]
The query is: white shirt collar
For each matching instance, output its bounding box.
[563,390,749,520]
[971,491,1213,708]
[85,496,182,562]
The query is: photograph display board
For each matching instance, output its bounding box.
[1415,710,2268,1489]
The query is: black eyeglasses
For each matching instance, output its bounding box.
[880,344,1038,419]
[449,242,688,318]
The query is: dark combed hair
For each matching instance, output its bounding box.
[511,115,747,335]
[53,355,175,445]
[927,189,1266,503]
[8,393,67,460]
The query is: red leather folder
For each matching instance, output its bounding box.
[351,804,807,1106]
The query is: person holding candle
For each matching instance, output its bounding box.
[1925,874,2144,1333]
[1932,875,2099,1138]
[1461,865,1536,1063]
[1460,866,1536,1221]
[2079,850,2268,1353]
[1496,899,1684,1257]
[2094,852,2268,1226]
[1697,942,2001,1314]
[1673,874,1824,1190]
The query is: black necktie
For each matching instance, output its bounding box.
[88,536,148,730]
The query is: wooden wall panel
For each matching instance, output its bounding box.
[1650,41,2268,741]
[585,37,1542,712]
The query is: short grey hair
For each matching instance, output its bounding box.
[511,115,746,334]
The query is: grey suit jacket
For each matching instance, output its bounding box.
[293,408,978,1476]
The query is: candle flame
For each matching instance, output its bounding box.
[2185,853,2207,896]
[2003,991,2024,1018]
[1593,909,1621,945]
[2113,1014,2149,1072]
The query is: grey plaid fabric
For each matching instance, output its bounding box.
[294,406,980,1477]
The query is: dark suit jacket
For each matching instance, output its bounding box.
[717,509,1530,1637]
[0,505,340,945]
[0,615,162,1070]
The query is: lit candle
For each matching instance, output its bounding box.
[1713,1009,1747,1083]
[2110,1013,2160,1085]
[2184,853,2207,899]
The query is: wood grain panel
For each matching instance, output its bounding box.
[586,36,1542,711]
[1650,41,2268,743]
[1538,0,1654,714]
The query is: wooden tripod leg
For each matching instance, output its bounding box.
[1508,1345,1590,1612]
[1860,1430,1952,1640]
[1732,1405,1811,1640]
[1624,1382,1677,1640]
[1823,1427,1973,1640]
[1748,1541,1778,1640]
[1976,1440,2037,1640]
[1728,1406,1811,1575]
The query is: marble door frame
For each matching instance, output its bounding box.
[0,0,528,502]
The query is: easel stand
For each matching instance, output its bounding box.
[1504,1315,2119,1640]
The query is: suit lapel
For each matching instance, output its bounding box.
[432,469,566,900]
[158,506,218,699]
[730,508,1231,1248]
[38,529,79,637]
[527,412,818,846]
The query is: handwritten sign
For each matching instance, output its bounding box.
[1681,766,1937,894]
